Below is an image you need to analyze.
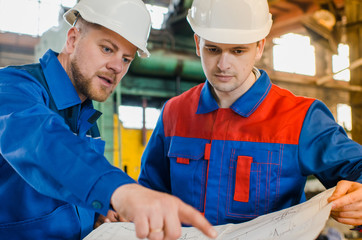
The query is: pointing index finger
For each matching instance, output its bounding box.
[178,203,218,239]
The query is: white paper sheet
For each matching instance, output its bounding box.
[84,187,335,240]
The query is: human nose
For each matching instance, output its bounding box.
[217,53,231,71]
[106,57,124,74]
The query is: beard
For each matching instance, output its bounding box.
[70,58,114,102]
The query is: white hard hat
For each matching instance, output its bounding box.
[64,0,151,58]
[187,0,273,44]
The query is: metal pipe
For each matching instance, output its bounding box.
[130,50,205,80]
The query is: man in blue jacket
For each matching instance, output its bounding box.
[0,0,217,239]
[139,0,362,232]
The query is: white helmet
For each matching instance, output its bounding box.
[64,0,151,58]
[187,0,273,44]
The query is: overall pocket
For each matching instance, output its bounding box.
[226,147,281,222]
[167,136,210,212]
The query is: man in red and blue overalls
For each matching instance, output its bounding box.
[139,0,362,231]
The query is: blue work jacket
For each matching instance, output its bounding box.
[0,50,135,239]
[139,70,362,225]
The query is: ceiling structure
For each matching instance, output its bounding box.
[268,0,346,53]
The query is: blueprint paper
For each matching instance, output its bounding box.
[84,187,335,240]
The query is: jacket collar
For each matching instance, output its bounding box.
[196,69,272,117]
[39,49,81,110]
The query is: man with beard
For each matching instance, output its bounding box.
[0,0,217,239]
[139,0,362,233]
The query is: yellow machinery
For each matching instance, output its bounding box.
[120,125,153,180]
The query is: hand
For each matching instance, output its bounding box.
[328,180,362,226]
[94,210,129,229]
[110,183,218,240]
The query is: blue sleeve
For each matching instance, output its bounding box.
[298,100,362,188]
[0,69,135,215]
[138,104,172,193]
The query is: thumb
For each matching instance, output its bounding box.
[328,181,351,203]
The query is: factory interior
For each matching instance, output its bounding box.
[0,0,361,239]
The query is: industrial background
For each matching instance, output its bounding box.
[0,0,361,238]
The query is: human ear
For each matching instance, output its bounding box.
[194,34,201,57]
[255,38,266,61]
[65,27,80,54]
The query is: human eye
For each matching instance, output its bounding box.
[233,49,244,54]
[205,46,220,54]
[101,45,113,54]
[122,57,132,64]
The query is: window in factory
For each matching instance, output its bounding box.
[0,0,76,36]
[145,4,169,30]
[119,106,161,130]
[273,33,316,76]
[332,44,350,82]
[337,103,352,133]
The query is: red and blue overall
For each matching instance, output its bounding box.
[138,69,362,225]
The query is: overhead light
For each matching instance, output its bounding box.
[312,9,336,31]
